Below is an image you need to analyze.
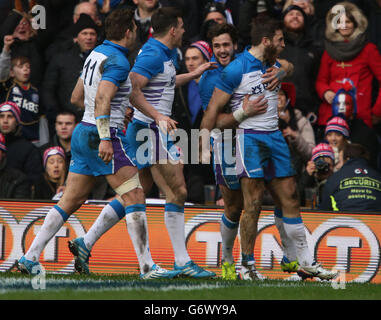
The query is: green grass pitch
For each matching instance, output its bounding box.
[1,272,381,300]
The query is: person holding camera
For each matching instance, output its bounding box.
[304,143,336,206]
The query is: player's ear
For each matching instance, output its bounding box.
[262,37,270,46]
[169,25,176,37]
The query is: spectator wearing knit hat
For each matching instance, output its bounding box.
[33,146,67,200]
[172,40,215,204]
[44,1,102,62]
[324,116,350,172]
[278,4,322,120]
[282,0,325,53]
[42,13,99,133]
[173,41,213,129]
[0,132,31,199]
[0,101,44,188]
[303,142,336,206]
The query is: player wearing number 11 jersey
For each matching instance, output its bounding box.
[17,8,179,279]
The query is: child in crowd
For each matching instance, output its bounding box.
[324,116,350,172]
[0,56,49,147]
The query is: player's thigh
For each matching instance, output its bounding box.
[57,172,96,213]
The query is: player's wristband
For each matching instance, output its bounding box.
[95,115,111,141]
[232,108,249,123]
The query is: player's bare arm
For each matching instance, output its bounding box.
[199,88,231,163]
[215,94,268,129]
[175,61,218,87]
[130,71,178,133]
[261,59,294,91]
[94,80,118,165]
[71,77,85,109]
[277,58,294,76]
[200,87,231,132]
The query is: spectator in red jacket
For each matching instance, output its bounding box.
[315,1,381,130]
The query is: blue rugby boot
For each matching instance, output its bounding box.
[17,256,43,275]
[174,260,216,278]
[68,237,91,274]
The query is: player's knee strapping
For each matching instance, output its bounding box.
[114,172,142,196]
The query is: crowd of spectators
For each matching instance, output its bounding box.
[0,0,380,212]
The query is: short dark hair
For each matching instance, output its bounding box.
[56,111,77,122]
[11,56,30,69]
[343,143,370,162]
[151,7,183,37]
[251,17,283,46]
[105,8,135,41]
[207,23,238,45]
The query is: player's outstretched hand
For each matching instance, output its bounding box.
[261,67,283,91]
[242,94,268,117]
[98,140,114,164]
[155,113,178,136]
[193,61,218,78]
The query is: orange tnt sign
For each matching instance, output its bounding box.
[0,200,380,283]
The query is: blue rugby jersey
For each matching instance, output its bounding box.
[130,37,177,123]
[199,56,223,111]
[81,40,132,130]
[216,47,281,131]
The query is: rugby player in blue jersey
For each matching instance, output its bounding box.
[200,18,338,281]
[199,22,299,280]
[127,7,217,278]
[18,8,180,279]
